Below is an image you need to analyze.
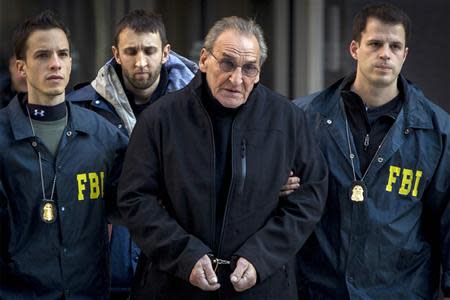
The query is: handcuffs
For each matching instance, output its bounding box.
[207,254,231,272]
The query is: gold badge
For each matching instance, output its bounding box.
[40,200,57,223]
[350,181,366,203]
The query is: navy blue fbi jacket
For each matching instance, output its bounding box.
[118,73,329,300]
[0,97,128,299]
[295,74,450,299]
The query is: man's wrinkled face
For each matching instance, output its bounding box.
[199,30,260,108]
[17,28,71,101]
[350,17,408,89]
[113,28,169,91]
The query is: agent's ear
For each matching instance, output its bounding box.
[16,59,27,78]
[349,40,359,61]
[403,47,409,62]
[161,44,171,64]
[112,46,121,65]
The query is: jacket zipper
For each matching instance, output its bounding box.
[360,128,391,181]
[216,120,239,259]
[363,133,370,151]
[238,139,247,195]
[193,92,218,252]
[192,89,241,262]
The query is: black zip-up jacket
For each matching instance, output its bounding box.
[118,73,329,300]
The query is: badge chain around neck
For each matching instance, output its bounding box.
[344,113,389,183]
[26,105,68,206]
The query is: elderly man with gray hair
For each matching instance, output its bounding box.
[118,16,328,300]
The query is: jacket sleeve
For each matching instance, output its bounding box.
[441,186,450,297]
[0,181,9,272]
[117,113,211,281]
[234,109,328,282]
[104,130,128,224]
[426,120,450,297]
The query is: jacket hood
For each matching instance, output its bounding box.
[91,58,134,134]
[91,51,198,134]
[165,51,198,92]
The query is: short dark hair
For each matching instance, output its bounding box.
[113,10,167,47]
[352,3,411,45]
[13,10,70,60]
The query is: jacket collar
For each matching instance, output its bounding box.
[67,100,95,135]
[310,73,434,130]
[7,94,93,141]
[305,73,436,179]
[399,75,434,130]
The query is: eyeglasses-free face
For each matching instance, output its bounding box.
[16,28,72,106]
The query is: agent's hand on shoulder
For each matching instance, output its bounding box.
[279,171,300,197]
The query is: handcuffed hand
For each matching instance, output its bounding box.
[279,171,300,196]
[189,254,221,291]
[230,257,257,292]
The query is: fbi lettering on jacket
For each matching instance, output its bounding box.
[385,165,423,197]
[76,171,105,200]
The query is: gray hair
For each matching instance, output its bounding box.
[203,16,268,65]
